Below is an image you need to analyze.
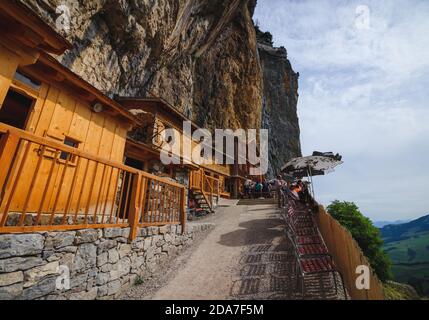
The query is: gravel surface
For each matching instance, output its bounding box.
[120,202,346,300]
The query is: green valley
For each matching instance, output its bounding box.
[381,215,429,296]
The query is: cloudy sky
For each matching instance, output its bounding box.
[254,0,429,222]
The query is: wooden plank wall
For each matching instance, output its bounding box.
[315,205,385,300]
[204,163,232,176]
[1,80,129,216]
[153,117,232,177]
[0,45,20,107]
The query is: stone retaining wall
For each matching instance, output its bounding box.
[0,223,214,300]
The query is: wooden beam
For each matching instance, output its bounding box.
[38,53,140,125]
[128,173,143,241]
[0,37,40,67]
[2,22,45,51]
[0,132,20,205]
[0,44,20,107]
[0,1,72,55]
[62,82,95,102]
[180,187,186,234]
[104,108,119,117]
[37,65,66,82]
[21,64,97,103]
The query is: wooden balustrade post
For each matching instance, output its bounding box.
[128,173,143,242]
[180,186,186,234]
[0,132,20,202]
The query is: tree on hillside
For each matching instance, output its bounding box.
[327,200,393,282]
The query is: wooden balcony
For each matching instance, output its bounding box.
[0,122,186,240]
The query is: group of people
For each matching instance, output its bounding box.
[280,177,312,207]
[243,175,311,208]
[243,179,271,198]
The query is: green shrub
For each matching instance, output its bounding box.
[327,200,393,282]
[384,281,420,300]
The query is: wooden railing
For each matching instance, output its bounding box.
[218,176,231,198]
[190,169,221,209]
[203,175,219,195]
[190,170,203,191]
[314,205,385,300]
[0,123,186,240]
[203,174,219,209]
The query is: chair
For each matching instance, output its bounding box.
[282,194,347,299]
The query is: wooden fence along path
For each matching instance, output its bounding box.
[0,122,186,239]
[315,205,385,300]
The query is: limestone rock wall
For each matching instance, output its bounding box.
[20,0,301,176]
[0,223,213,300]
[21,0,263,131]
[257,30,302,177]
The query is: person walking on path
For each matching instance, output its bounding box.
[274,175,283,208]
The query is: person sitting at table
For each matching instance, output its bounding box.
[262,180,270,197]
[290,182,301,200]
[251,181,260,198]
[296,180,312,203]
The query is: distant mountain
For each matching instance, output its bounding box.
[380,214,429,243]
[374,220,411,228]
[381,214,429,296]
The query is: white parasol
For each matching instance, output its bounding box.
[281,155,343,199]
[281,156,343,175]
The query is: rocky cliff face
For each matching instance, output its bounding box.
[257,28,302,177]
[21,0,301,177]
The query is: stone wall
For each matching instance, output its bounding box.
[0,223,214,300]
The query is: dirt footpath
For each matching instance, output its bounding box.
[121,202,345,300]
[121,202,291,300]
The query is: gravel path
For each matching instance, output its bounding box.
[121,202,346,300]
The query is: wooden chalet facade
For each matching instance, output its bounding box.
[118,97,246,211]
[0,2,188,238]
[0,1,253,238]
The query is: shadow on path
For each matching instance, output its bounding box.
[218,218,284,247]
[228,205,346,300]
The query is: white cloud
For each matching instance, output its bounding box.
[256,0,429,78]
[254,0,429,221]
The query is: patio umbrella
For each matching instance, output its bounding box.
[281,155,343,176]
[281,154,343,198]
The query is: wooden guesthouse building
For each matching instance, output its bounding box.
[119,96,246,211]
[0,1,251,239]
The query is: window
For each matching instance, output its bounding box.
[0,90,35,129]
[14,71,41,91]
[125,157,144,170]
[60,137,80,162]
